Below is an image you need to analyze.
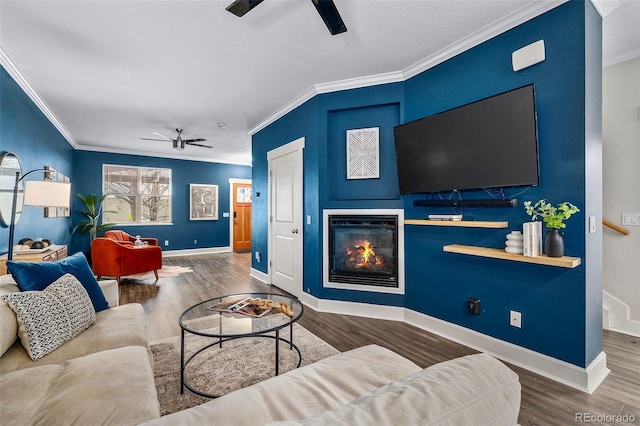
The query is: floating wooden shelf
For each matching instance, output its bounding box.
[443,244,581,268]
[404,219,509,229]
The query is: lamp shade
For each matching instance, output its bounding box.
[24,180,71,207]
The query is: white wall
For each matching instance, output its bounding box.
[602,57,640,332]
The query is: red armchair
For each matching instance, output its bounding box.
[91,237,163,283]
[104,230,158,246]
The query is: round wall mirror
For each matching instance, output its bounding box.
[0,152,24,226]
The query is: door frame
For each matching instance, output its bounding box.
[267,137,305,293]
[228,178,252,251]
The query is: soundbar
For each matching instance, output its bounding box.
[413,199,518,208]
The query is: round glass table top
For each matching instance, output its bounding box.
[179,292,303,337]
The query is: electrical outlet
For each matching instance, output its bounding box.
[468,298,481,315]
[255,252,261,262]
[193,239,198,245]
[164,240,169,246]
[510,310,521,328]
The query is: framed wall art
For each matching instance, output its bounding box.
[346,127,379,180]
[190,184,218,220]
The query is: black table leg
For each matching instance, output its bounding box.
[290,321,293,349]
[180,328,185,394]
[275,329,280,376]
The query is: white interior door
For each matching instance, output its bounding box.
[268,138,304,297]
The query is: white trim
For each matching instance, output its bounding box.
[298,293,609,393]
[314,71,405,95]
[161,246,231,258]
[250,267,269,284]
[267,137,305,293]
[322,209,405,295]
[603,49,640,68]
[590,0,620,18]
[228,178,252,251]
[603,290,640,337]
[76,144,251,166]
[266,136,305,161]
[249,0,567,135]
[0,48,78,148]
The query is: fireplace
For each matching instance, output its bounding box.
[323,209,404,294]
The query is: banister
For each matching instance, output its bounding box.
[603,219,630,235]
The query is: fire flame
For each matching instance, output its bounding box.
[346,240,384,268]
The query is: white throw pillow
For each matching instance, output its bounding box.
[1,273,96,360]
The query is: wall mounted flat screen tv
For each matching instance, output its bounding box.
[394,84,540,194]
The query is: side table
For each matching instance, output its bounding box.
[0,245,68,275]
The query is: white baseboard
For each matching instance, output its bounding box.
[162,246,231,258]
[299,293,609,394]
[250,268,269,284]
[603,290,640,337]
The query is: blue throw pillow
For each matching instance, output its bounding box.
[7,252,109,312]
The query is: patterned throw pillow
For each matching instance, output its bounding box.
[1,273,96,361]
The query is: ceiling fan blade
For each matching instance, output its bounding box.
[140,138,172,142]
[183,138,207,143]
[310,0,347,35]
[226,0,264,17]
[152,132,174,140]
[186,142,214,149]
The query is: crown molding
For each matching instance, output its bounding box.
[250,0,567,136]
[603,49,640,68]
[0,48,78,149]
[403,0,567,80]
[75,144,252,166]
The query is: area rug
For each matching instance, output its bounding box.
[124,265,193,281]
[151,323,339,416]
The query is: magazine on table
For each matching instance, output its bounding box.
[235,301,273,318]
[206,297,251,313]
[206,297,273,317]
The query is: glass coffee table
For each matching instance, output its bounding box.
[179,292,304,398]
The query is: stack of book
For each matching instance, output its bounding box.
[523,221,542,257]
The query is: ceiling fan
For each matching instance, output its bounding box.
[226,0,347,35]
[140,128,213,150]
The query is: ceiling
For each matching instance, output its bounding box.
[1,0,638,166]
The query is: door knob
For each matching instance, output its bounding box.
[292,228,299,234]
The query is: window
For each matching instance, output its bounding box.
[102,165,172,224]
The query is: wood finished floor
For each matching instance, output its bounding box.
[120,252,640,426]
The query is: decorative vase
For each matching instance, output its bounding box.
[545,229,564,257]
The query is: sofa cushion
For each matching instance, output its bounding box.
[7,252,109,312]
[0,276,20,357]
[1,274,96,361]
[0,345,160,425]
[0,302,148,374]
[140,344,422,426]
[270,353,521,426]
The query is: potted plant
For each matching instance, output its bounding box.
[73,193,117,246]
[524,199,580,257]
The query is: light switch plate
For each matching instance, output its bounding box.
[589,216,596,233]
[622,214,640,226]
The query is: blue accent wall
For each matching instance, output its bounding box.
[72,151,251,254]
[0,66,74,254]
[252,1,602,368]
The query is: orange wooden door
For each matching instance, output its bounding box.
[232,183,252,252]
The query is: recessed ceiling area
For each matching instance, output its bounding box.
[1,0,638,166]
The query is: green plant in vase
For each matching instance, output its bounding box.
[73,193,117,243]
[524,199,579,257]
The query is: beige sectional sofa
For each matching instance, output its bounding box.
[143,344,521,426]
[0,274,160,425]
[1,271,521,425]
